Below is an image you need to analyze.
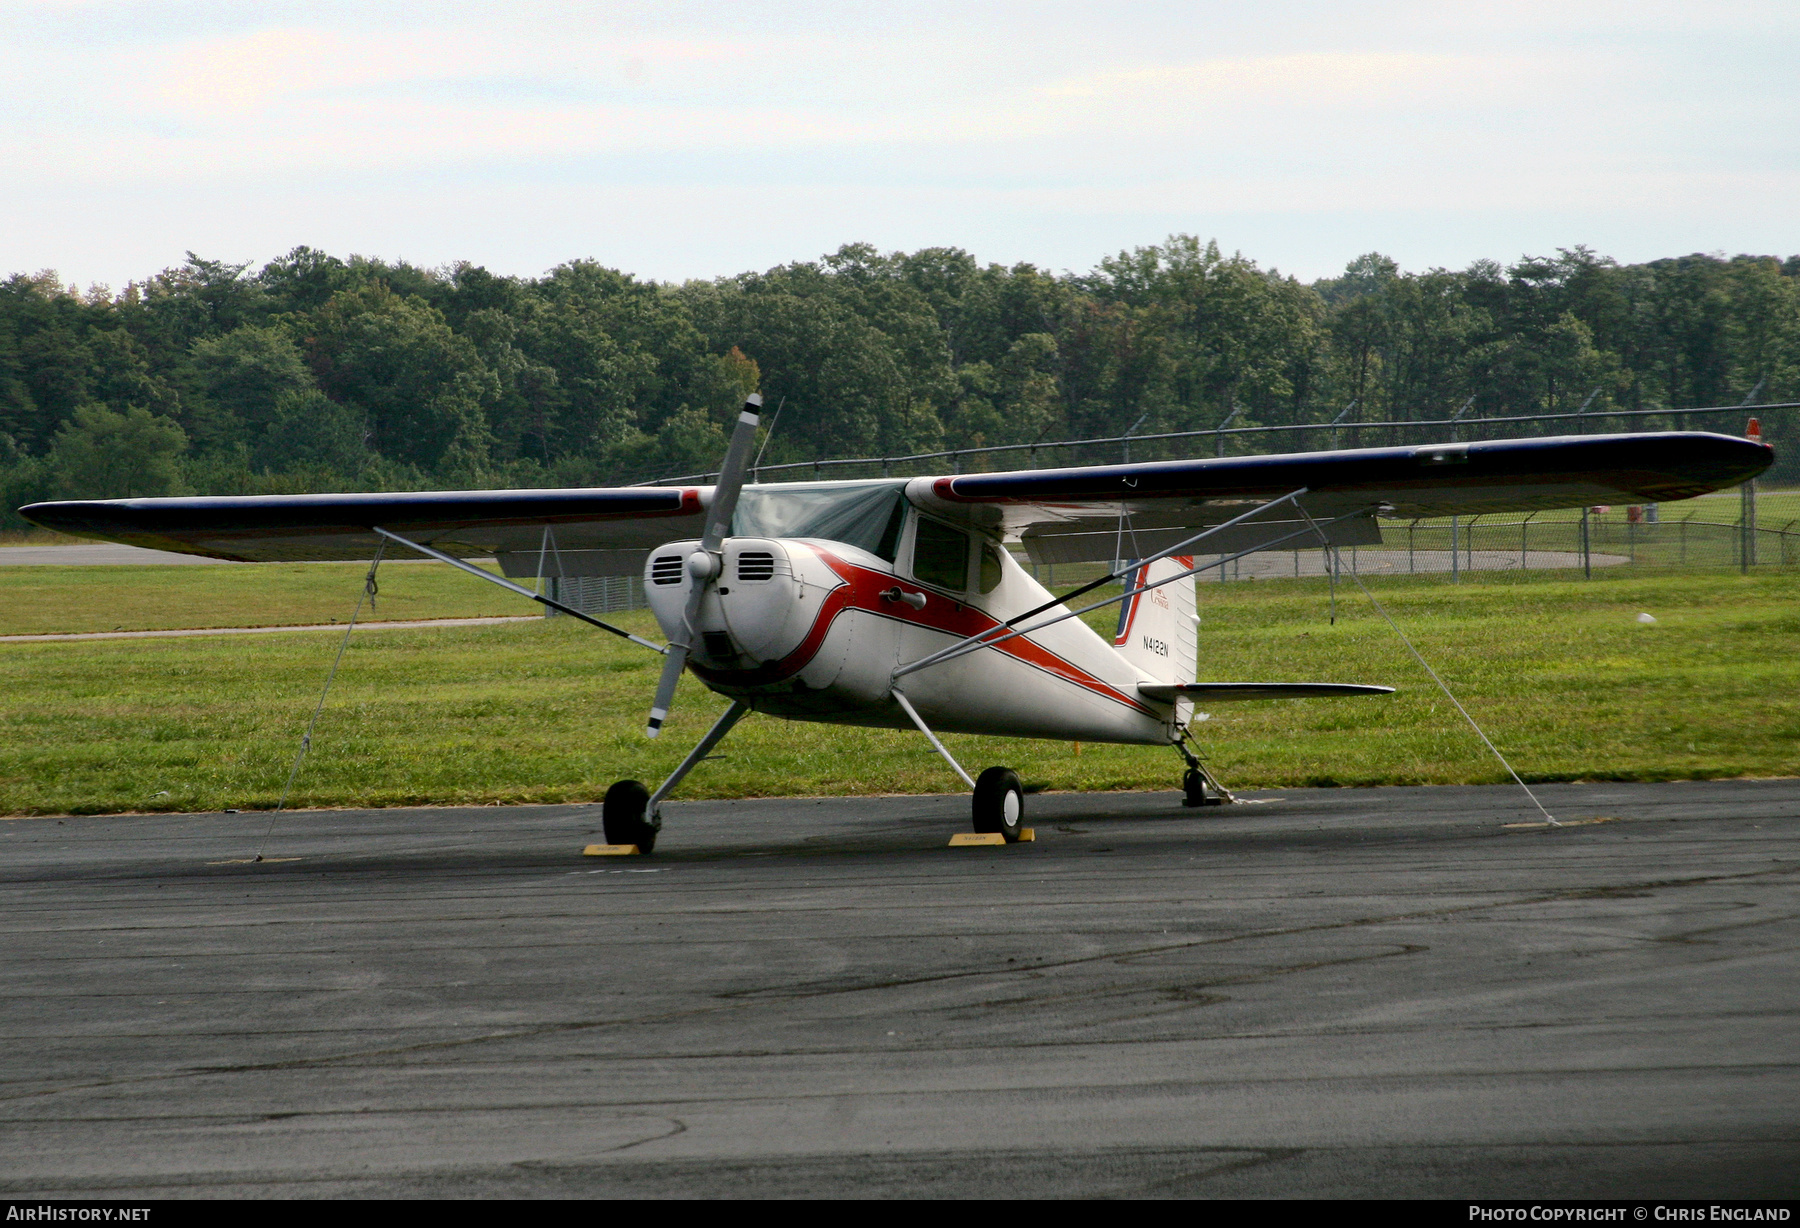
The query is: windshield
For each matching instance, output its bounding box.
[731,481,908,561]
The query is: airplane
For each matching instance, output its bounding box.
[19,396,1773,852]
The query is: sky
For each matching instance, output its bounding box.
[3,0,1797,290]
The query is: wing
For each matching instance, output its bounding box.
[18,430,1771,572]
[19,487,707,576]
[909,431,1772,561]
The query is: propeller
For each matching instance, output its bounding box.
[646,393,763,738]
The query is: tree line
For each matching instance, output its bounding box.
[4,238,1797,528]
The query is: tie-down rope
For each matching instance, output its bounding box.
[1296,507,1558,827]
[253,543,386,860]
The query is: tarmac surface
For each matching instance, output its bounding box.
[2,780,1796,1199]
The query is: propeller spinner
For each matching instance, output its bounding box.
[645,393,763,737]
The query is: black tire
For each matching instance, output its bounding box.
[602,779,658,853]
[972,767,1025,842]
[1183,767,1207,808]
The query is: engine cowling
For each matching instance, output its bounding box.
[643,538,842,677]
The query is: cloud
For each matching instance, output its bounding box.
[3,2,1797,285]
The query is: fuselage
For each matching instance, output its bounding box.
[643,520,1178,746]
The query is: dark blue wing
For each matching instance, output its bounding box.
[20,487,705,566]
[920,431,1771,528]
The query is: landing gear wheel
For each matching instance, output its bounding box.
[1182,767,1222,807]
[972,767,1025,842]
[1183,767,1208,808]
[602,779,658,853]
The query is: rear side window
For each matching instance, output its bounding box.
[912,517,969,591]
[979,544,1004,593]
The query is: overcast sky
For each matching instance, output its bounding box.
[4,0,1796,290]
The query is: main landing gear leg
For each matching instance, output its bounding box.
[1175,727,1236,808]
[893,690,1025,842]
[604,700,750,853]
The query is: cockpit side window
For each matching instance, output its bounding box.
[911,516,969,592]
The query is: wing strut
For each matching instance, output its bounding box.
[371,527,666,654]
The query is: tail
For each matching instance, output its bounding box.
[1113,555,1198,685]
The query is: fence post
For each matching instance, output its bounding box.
[1741,480,1757,572]
[1451,516,1459,583]
[1581,508,1592,578]
[1328,547,1338,623]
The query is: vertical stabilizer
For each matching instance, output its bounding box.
[1113,556,1198,685]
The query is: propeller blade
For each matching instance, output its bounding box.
[643,393,762,738]
[646,643,688,738]
[701,393,763,552]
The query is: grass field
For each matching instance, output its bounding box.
[0,561,520,635]
[1,562,1795,816]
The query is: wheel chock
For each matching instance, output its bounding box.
[583,843,641,856]
[947,829,1034,847]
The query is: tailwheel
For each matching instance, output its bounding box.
[1183,767,1215,808]
[602,779,658,853]
[972,767,1025,842]
[1176,730,1233,808]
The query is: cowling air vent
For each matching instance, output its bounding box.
[702,631,737,661]
[736,551,776,581]
[651,555,684,585]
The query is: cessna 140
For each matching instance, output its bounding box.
[20,397,1772,851]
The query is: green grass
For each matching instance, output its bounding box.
[0,528,84,547]
[0,561,519,635]
[1,566,1795,816]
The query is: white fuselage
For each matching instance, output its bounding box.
[644,517,1179,746]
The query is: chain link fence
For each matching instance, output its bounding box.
[543,574,646,617]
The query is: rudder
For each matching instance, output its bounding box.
[1113,555,1197,686]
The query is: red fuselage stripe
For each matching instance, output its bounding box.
[692,548,1159,717]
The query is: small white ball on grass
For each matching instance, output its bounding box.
[1637,612,1657,624]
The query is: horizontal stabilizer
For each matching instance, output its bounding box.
[1138,682,1395,702]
